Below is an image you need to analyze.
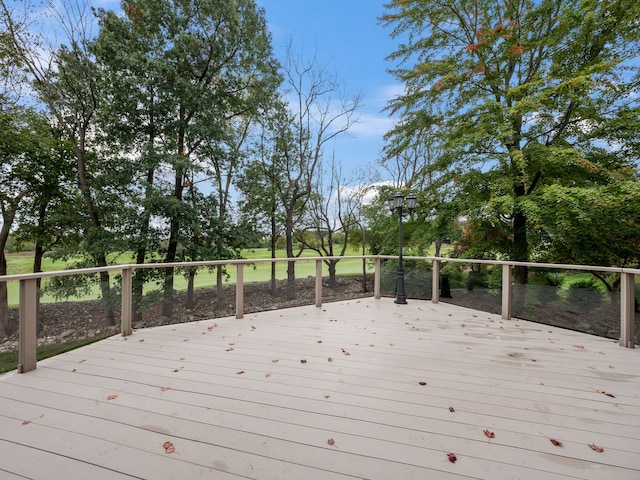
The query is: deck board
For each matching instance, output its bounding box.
[1,298,639,479]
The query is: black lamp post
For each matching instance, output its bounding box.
[387,192,417,304]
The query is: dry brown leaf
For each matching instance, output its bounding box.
[160,386,170,392]
[324,394,330,399]
[138,338,144,342]
[327,357,333,362]
[447,452,457,463]
[22,420,31,425]
[264,373,271,378]
[327,438,335,446]
[163,441,175,454]
[225,348,234,352]
[483,429,495,439]
[449,406,455,413]
[107,394,118,401]
[574,345,585,350]
[300,359,307,364]
[251,325,256,330]
[418,381,427,386]
[272,359,279,363]
[78,359,86,363]
[589,443,604,453]
[550,438,563,447]
[236,370,245,375]
[72,368,77,372]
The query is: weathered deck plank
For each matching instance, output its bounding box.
[0,298,638,479]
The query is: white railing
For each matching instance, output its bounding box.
[1,255,637,373]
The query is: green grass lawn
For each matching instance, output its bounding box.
[3,248,374,306]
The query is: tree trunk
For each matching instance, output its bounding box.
[0,253,8,339]
[328,260,338,288]
[285,217,296,300]
[216,265,223,310]
[435,238,442,257]
[133,167,155,323]
[33,198,47,334]
[187,269,196,310]
[33,241,44,335]
[162,126,185,318]
[513,210,529,284]
[270,212,277,296]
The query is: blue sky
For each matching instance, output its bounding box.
[256,0,401,179]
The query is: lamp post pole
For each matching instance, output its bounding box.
[388,192,417,305]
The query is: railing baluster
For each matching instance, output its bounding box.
[236,263,244,319]
[432,259,440,304]
[502,264,512,320]
[374,257,381,299]
[18,278,38,373]
[121,267,133,337]
[315,259,323,307]
[620,272,636,348]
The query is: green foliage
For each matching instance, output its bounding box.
[381,0,640,269]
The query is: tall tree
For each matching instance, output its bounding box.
[276,46,361,299]
[1,0,119,324]
[382,0,640,282]
[0,106,62,337]
[298,157,359,288]
[93,0,280,318]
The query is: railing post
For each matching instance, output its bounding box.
[432,259,440,304]
[121,267,133,337]
[18,278,38,373]
[502,264,512,320]
[620,272,636,348]
[374,257,381,299]
[315,259,323,307]
[236,263,244,319]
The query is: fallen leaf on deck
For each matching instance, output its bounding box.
[609,364,614,369]
[598,351,605,355]
[107,395,118,401]
[236,370,245,375]
[447,452,457,463]
[22,420,31,425]
[300,359,307,364]
[138,339,144,342]
[163,441,175,454]
[324,395,330,399]
[264,373,271,378]
[328,357,333,362]
[574,345,585,350]
[327,438,335,446]
[596,389,616,398]
[589,443,604,453]
[160,387,170,392]
[550,439,563,447]
[272,359,279,363]
[251,326,256,330]
[317,340,322,343]
[418,381,427,386]
[483,429,495,439]
[225,348,234,352]
[72,368,77,372]
[449,407,455,412]
[78,359,86,363]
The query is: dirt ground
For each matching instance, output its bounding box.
[1,276,373,351]
[3,275,638,351]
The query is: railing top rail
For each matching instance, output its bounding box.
[1,254,638,282]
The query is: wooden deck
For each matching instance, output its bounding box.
[0,298,639,479]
